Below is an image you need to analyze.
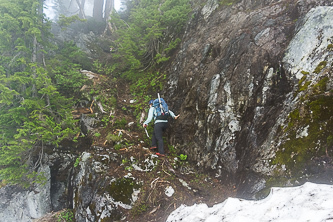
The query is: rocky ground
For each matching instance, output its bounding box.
[36,160,235,222]
[34,72,236,222]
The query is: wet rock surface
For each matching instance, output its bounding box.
[0,166,51,222]
[166,0,333,198]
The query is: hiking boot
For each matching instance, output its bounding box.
[150,146,157,150]
[156,152,165,157]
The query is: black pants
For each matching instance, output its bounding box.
[152,122,168,154]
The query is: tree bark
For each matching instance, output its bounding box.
[93,0,104,21]
[32,35,37,98]
[76,0,86,19]
[104,0,114,19]
[103,0,115,34]
[32,0,44,97]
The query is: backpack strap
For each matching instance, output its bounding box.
[153,107,157,117]
[158,93,165,114]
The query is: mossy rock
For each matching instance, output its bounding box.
[219,0,239,6]
[106,177,141,205]
[313,61,327,74]
[313,77,329,94]
[297,76,311,92]
[272,94,333,176]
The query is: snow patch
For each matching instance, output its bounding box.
[166,182,333,222]
[165,186,175,197]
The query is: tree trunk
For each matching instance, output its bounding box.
[31,0,44,97]
[103,0,115,34]
[104,0,114,19]
[32,35,37,98]
[76,0,86,19]
[93,0,104,21]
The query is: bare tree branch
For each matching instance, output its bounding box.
[75,0,86,19]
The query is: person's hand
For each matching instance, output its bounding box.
[143,124,147,128]
[174,115,180,120]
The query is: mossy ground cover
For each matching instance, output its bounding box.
[107,177,141,205]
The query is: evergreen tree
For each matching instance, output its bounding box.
[0,0,83,187]
[111,0,191,79]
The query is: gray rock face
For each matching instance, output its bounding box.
[80,114,97,135]
[0,166,51,222]
[0,149,144,222]
[166,0,333,197]
[254,5,333,172]
[0,148,78,222]
[72,151,142,222]
[283,6,333,78]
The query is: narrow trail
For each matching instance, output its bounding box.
[36,71,237,222]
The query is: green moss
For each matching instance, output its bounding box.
[219,0,238,6]
[297,76,311,92]
[106,133,122,143]
[114,143,123,150]
[101,216,120,222]
[131,201,148,216]
[327,44,333,50]
[298,76,306,86]
[272,95,333,176]
[286,109,299,129]
[109,96,117,107]
[300,81,311,91]
[313,77,329,93]
[289,109,300,120]
[114,117,127,128]
[106,178,140,205]
[272,131,316,171]
[301,70,309,75]
[313,61,327,74]
[308,96,333,120]
[327,135,333,146]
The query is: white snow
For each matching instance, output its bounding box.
[166,182,333,222]
[165,186,175,197]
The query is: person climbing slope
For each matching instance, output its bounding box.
[143,96,180,157]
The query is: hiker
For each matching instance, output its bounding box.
[143,99,180,157]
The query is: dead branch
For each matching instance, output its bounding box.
[162,159,169,175]
[147,177,160,202]
[90,100,95,113]
[149,204,160,214]
[97,101,107,113]
[150,177,160,188]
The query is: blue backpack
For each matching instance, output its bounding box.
[153,97,169,120]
